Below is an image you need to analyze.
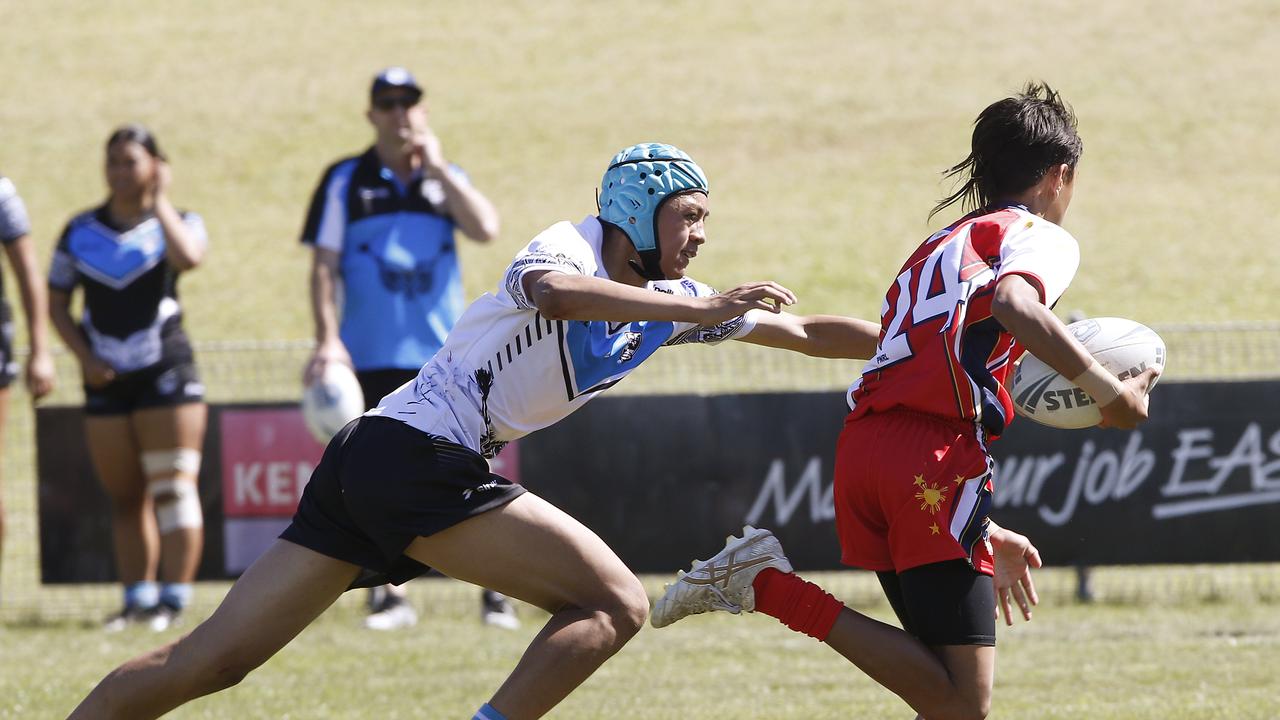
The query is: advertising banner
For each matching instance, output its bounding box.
[520,382,1280,572]
[36,382,1278,580]
[37,404,523,582]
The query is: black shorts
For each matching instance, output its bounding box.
[83,360,205,416]
[877,559,996,646]
[0,302,16,389]
[356,368,418,411]
[280,415,525,588]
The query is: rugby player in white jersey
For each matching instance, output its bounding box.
[67,143,880,720]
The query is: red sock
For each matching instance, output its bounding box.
[751,568,844,642]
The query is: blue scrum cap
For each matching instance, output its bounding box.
[598,143,708,281]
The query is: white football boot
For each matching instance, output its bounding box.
[651,525,793,628]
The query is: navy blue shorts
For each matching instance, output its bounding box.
[83,360,204,416]
[281,416,525,588]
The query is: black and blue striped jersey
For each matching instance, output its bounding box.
[49,205,207,372]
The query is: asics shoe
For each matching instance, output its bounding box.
[651,525,793,628]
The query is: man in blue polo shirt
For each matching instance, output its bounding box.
[300,67,515,630]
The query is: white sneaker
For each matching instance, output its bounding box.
[650,525,793,629]
[364,599,418,631]
[103,605,150,633]
[481,592,521,630]
[147,605,182,632]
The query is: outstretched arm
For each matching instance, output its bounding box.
[737,311,880,360]
[524,270,794,326]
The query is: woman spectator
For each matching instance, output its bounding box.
[48,124,208,631]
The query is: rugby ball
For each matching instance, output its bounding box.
[301,362,365,443]
[1010,317,1165,429]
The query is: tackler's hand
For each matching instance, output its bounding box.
[701,281,797,325]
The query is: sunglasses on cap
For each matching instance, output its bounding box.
[372,95,421,111]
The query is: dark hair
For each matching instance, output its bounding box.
[105,123,167,162]
[931,82,1082,220]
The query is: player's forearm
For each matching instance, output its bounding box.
[740,313,879,359]
[155,196,205,270]
[309,255,343,344]
[438,169,499,242]
[991,276,1092,379]
[797,315,880,359]
[48,293,93,363]
[530,273,701,324]
[5,238,50,354]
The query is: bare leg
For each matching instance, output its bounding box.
[403,492,649,720]
[85,415,155,586]
[133,403,207,583]
[823,611,994,720]
[67,540,359,720]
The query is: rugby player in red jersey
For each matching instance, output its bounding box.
[655,83,1159,719]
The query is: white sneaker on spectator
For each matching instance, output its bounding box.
[103,605,151,633]
[364,597,418,631]
[147,604,182,632]
[650,525,793,628]
[481,591,520,630]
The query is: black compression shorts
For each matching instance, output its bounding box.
[877,559,996,646]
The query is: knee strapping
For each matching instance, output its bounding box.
[142,448,202,477]
[148,478,203,533]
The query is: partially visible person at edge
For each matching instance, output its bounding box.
[0,173,56,603]
[652,82,1160,720]
[65,142,882,720]
[48,124,209,632]
[300,67,513,631]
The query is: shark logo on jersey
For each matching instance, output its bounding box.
[560,320,673,399]
[359,243,451,299]
[618,332,644,362]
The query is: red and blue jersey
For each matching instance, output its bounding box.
[848,206,1079,437]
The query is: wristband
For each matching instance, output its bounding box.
[1070,360,1124,407]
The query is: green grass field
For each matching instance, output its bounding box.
[3,0,1279,344]
[3,1,1280,718]
[3,573,1278,719]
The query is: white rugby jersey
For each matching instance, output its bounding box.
[371,216,757,457]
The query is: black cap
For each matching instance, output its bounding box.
[370,67,423,100]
